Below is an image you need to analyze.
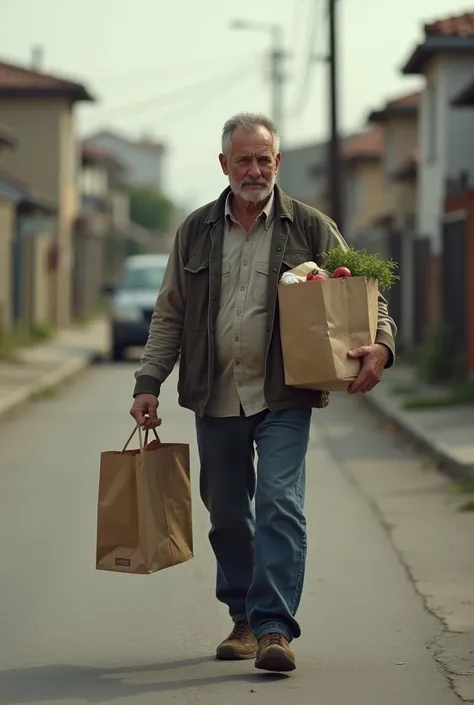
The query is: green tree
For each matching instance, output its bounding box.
[129,187,174,232]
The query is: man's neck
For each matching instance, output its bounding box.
[231,192,271,228]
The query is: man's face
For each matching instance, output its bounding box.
[219,126,280,204]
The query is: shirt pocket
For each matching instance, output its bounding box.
[220,262,231,307]
[252,260,269,306]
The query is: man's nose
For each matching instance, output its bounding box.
[248,160,262,178]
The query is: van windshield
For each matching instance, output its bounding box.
[121,265,166,291]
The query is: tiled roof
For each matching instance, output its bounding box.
[0,60,94,101]
[343,127,383,161]
[387,91,421,108]
[403,11,474,74]
[81,141,123,167]
[368,91,420,124]
[425,11,474,37]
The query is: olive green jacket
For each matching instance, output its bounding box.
[134,185,397,415]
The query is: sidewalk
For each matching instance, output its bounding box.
[362,365,474,482]
[0,318,110,422]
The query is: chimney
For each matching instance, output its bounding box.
[31,46,44,71]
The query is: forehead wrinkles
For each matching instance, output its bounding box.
[233,148,273,159]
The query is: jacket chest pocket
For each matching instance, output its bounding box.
[184,255,210,330]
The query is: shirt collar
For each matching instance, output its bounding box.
[225,189,275,231]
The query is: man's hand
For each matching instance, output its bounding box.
[346,343,390,395]
[130,394,162,429]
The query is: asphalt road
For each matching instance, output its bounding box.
[0,362,461,705]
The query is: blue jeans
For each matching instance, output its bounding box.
[195,408,311,642]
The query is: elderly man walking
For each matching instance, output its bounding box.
[130,112,396,672]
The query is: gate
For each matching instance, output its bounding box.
[442,217,467,348]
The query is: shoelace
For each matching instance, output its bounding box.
[262,633,286,647]
[230,622,251,640]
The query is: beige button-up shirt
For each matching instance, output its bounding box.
[205,191,275,418]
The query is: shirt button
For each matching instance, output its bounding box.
[277,246,282,252]
[273,267,278,273]
[236,310,241,315]
[235,360,240,366]
[234,336,239,341]
[240,285,245,291]
[243,260,248,266]
[237,382,242,388]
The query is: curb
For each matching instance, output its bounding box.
[361,393,474,484]
[0,348,107,424]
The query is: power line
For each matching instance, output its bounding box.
[290,0,325,116]
[104,66,263,129]
[94,58,260,119]
[94,52,256,83]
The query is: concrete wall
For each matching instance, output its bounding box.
[88,133,164,191]
[0,198,14,335]
[345,161,387,239]
[0,98,79,327]
[279,142,327,209]
[417,53,474,254]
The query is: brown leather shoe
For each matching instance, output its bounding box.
[216,621,258,660]
[255,633,296,672]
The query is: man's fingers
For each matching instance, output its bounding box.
[348,346,371,359]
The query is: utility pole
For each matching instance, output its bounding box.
[229,20,287,148]
[328,0,343,228]
[269,24,286,148]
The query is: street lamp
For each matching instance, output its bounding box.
[229,19,286,145]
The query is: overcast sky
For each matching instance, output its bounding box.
[3,0,471,210]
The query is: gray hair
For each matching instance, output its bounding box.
[221,112,280,156]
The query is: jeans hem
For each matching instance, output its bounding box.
[253,622,292,642]
[232,613,247,624]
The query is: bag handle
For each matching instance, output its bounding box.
[121,425,161,453]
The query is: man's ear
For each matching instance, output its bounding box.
[219,153,229,176]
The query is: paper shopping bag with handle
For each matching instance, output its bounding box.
[96,426,193,574]
[278,276,378,392]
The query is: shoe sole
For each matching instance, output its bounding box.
[255,647,296,673]
[216,645,257,661]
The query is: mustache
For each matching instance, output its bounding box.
[241,179,268,187]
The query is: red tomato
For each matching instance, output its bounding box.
[332,267,352,278]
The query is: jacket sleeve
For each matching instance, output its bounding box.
[133,228,187,397]
[316,214,397,367]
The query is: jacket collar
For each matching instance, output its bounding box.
[205,184,294,225]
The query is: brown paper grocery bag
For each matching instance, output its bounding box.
[96,426,193,575]
[278,276,378,392]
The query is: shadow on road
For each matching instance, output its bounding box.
[0,657,287,703]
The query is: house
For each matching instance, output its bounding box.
[72,142,125,319]
[401,10,474,352]
[0,59,94,327]
[279,141,329,212]
[86,130,166,192]
[0,125,56,335]
[444,78,474,374]
[342,126,387,247]
[367,91,420,346]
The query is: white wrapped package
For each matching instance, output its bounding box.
[280,272,302,285]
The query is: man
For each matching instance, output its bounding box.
[130,112,396,673]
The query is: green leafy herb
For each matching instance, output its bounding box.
[321,245,399,291]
